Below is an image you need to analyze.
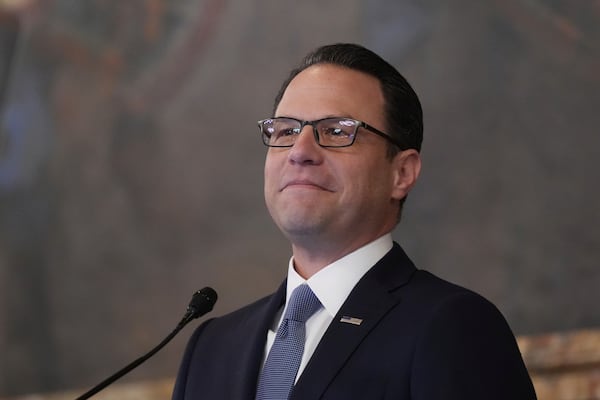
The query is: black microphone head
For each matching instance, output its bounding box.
[187,287,218,319]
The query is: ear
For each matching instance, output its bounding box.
[390,149,421,201]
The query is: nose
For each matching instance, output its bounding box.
[287,125,323,165]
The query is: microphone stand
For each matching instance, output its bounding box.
[75,287,217,400]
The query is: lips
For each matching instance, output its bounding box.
[281,179,332,192]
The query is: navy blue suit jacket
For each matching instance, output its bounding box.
[172,243,536,399]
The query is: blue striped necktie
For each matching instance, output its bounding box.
[255,284,322,400]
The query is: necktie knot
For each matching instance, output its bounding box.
[284,284,321,323]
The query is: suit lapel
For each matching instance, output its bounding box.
[290,244,416,399]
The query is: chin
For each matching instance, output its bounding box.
[276,216,325,238]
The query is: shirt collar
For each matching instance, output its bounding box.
[286,233,393,318]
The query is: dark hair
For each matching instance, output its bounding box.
[273,43,423,155]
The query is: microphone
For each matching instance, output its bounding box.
[75,287,218,400]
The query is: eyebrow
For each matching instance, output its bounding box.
[273,114,355,120]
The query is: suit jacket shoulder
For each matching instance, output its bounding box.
[292,243,536,399]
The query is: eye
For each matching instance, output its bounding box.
[269,121,300,138]
[279,127,300,137]
[322,126,347,137]
[320,119,355,138]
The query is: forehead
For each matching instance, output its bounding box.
[275,64,385,122]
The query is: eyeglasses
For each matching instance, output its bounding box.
[258,117,404,148]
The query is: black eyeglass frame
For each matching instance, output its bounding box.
[258,116,405,149]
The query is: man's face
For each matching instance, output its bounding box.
[264,64,415,255]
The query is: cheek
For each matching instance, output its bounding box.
[263,153,277,183]
[264,154,282,198]
[346,161,394,199]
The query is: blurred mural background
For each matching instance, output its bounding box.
[0,0,598,396]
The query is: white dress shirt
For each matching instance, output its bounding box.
[262,233,394,382]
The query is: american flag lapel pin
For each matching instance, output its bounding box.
[340,316,363,326]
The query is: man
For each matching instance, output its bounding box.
[172,43,536,399]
